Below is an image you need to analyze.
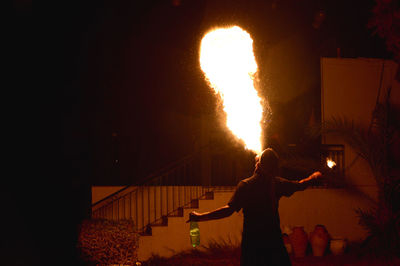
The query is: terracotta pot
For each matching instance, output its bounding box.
[282,233,290,244]
[289,226,308,257]
[282,234,292,255]
[309,225,329,257]
[330,238,347,255]
[284,243,293,255]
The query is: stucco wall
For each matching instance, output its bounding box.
[321,58,399,200]
[279,188,372,242]
[279,58,399,243]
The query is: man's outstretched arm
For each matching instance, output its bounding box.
[278,171,323,197]
[187,205,235,223]
[298,171,322,186]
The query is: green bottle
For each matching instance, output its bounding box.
[190,221,200,247]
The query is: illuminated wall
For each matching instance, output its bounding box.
[321,58,399,200]
[278,58,399,242]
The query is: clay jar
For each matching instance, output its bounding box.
[289,226,308,257]
[309,225,330,257]
[330,238,347,255]
[282,233,292,255]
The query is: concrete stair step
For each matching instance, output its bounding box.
[137,189,242,261]
[139,192,216,236]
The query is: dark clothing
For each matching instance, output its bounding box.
[228,173,307,266]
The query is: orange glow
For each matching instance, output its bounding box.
[200,26,263,154]
[327,158,336,168]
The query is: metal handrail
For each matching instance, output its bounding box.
[92,186,213,232]
[91,151,199,208]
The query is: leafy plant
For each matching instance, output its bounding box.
[368,0,400,63]
[200,237,241,260]
[77,219,139,265]
[143,237,241,265]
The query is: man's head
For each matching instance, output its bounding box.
[255,148,279,176]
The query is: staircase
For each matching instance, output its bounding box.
[91,151,244,261]
[91,152,208,231]
[137,187,242,261]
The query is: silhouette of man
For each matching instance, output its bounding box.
[188,148,322,265]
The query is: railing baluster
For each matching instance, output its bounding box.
[148,186,150,226]
[129,192,132,220]
[111,201,114,220]
[117,199,120,220]
[112,203,114,220]
[166,183,169,215]
[172,185,175,211]
[154,185,156,224]
[135,190,138,231]
[160,185,163,217]
[184,186,186,207]
[178,185,181,208]
[141,187,144,231]
[123,196,126,220]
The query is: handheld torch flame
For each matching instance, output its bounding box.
[327,158,336,169]
[199,26,263,154]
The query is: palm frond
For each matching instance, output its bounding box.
[321,116,371,160]
[312,90,400,258]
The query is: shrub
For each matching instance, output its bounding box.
[77,219,139,265]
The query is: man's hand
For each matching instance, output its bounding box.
[299,171,322,184]
[186,211,201,223]
[309,171,322,180]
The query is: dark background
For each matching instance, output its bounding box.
[12,0,392,265]
[59,0,389,186]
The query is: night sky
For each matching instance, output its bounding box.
[12,0,393,265]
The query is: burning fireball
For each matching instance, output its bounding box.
[327,158,336,168]
[199,26,263,154]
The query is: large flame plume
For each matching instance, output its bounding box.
[200,26,263,154]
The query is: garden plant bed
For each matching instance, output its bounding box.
[142,252,400,265]
[142,255,400,266]
[290,254,400,266]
